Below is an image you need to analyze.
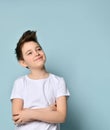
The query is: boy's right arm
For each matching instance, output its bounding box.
[11,98,24,123]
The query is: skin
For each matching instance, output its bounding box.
[11,41,67,125]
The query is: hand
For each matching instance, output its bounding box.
[13,109,32,125]
[39,103,57,111]
[49,103,57,111]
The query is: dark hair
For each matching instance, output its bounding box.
[15,30,40,60]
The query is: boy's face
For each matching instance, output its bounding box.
[19,41,46,70]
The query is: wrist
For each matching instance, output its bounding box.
[29,109,36,121]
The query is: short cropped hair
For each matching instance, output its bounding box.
[15,30,40,61]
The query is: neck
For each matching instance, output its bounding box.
[28,67,49,79]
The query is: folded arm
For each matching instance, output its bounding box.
[12,96,67,125]
[29,96,67,123]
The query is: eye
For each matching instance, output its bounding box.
[27,52,32,55]
[37,47,42,51]
[38,48,42,51]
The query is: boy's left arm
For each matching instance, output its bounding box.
[31,96,67,123]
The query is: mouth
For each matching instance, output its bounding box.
[34,56,43,61]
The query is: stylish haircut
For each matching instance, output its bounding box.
[15,30,40,61]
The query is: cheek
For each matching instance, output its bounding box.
[43,53,46,60]
[41,51,46,58]
[23,56,32,63]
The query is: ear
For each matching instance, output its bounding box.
[19,60,28,68]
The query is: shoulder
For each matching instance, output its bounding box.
[50,73,63,79]
[49,73,65,83]
[14,75,26,85]
[49,74,70,97]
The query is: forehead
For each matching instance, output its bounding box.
[22,41,40,51]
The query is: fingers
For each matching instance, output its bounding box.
[15,118,22,124]
[13,117,24,125]
[13,114,19,121]
[13,114,19,116]
[50,104,57,111]
[12,114,22,125]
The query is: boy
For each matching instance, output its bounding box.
[10,30,70,130]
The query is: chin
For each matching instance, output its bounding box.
[36,62,45,68]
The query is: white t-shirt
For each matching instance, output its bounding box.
[10,73,70,130]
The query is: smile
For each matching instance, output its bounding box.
[34,56,43,61]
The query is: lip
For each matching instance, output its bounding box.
[34,56,43,61]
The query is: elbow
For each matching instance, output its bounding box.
[60,118,66,123]
[59,114,66,123]
[61,117,66,123]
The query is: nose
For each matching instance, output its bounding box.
[34,50,39,56]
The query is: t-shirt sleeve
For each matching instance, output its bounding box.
[56,77,70,98]
[10,79,24,100]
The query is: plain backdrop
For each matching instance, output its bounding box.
[0,0,110,130]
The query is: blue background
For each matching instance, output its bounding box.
[0,0,110,130]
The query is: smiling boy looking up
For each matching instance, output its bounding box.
[10,30,70,130]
